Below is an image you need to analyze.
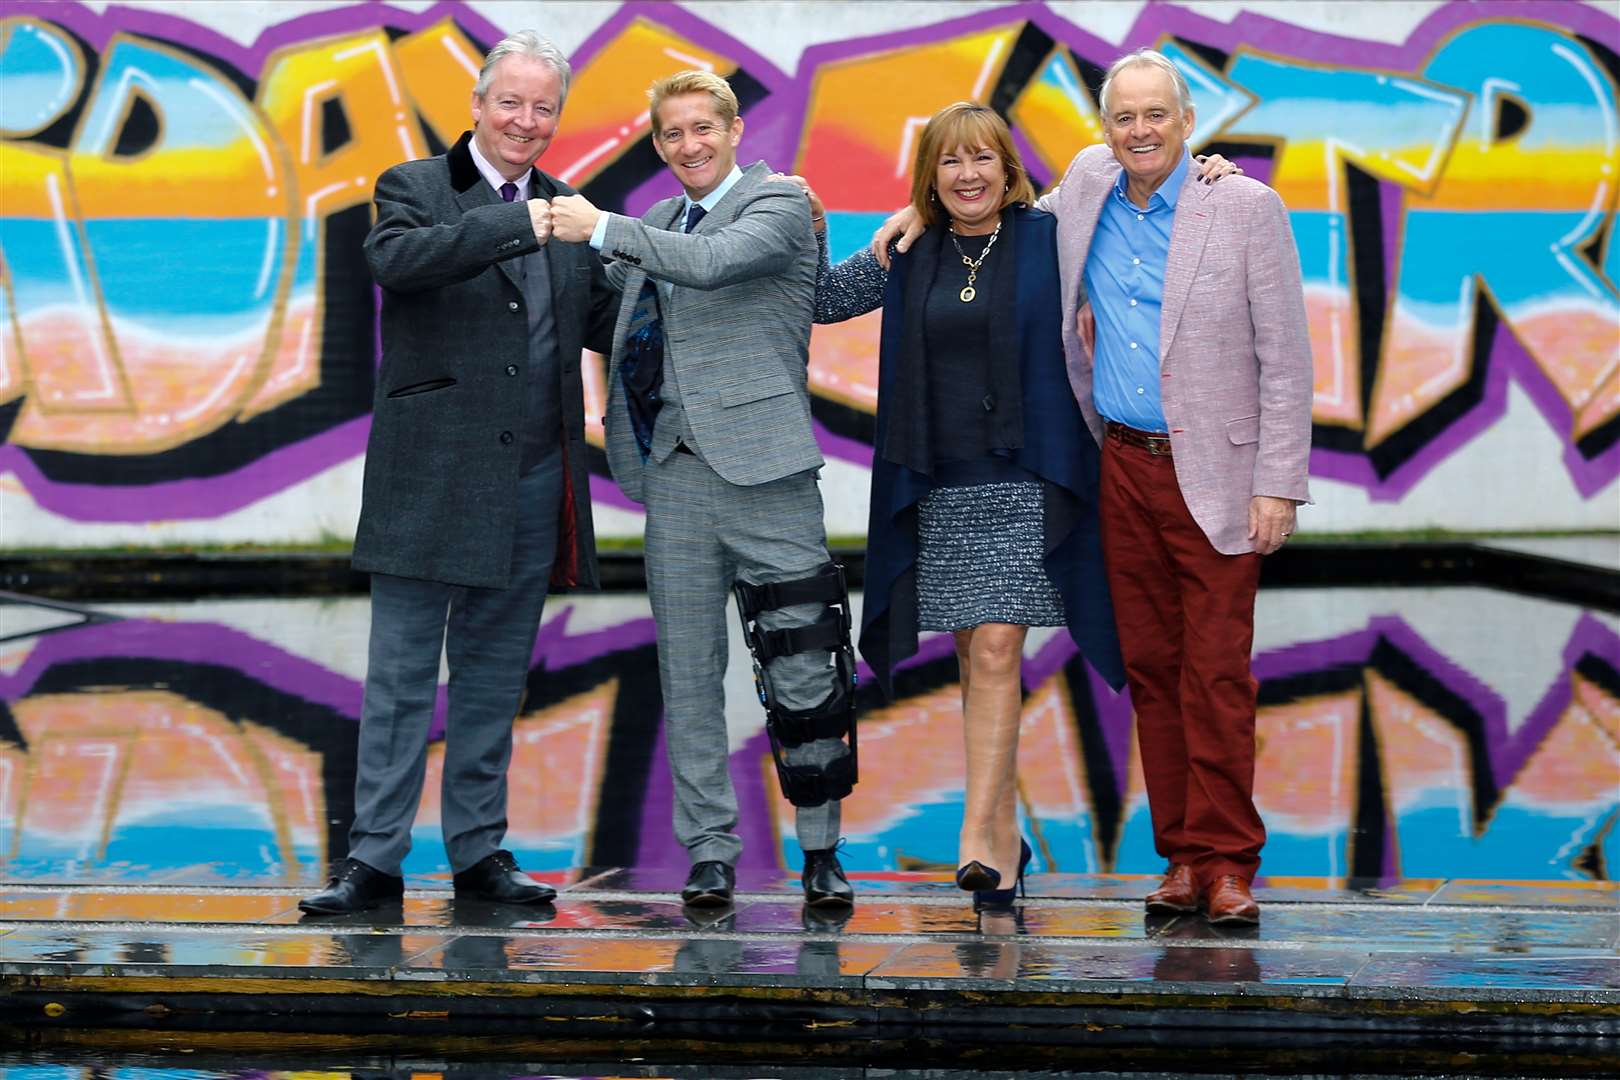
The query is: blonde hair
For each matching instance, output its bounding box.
[908,103,1036,229]
[648,70,739,130]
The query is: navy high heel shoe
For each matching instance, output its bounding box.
[955,860,1000,892]
[973,839,1032,912]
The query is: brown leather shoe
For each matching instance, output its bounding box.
[1144,863,1199,914]
[1202,874,1260,925]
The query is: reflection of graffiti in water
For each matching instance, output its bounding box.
[764,614,1620,883]
[0,610,663,883]
[1,2,1616,524]
[1,597,1615,883]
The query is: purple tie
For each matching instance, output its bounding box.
[500,182,519,203]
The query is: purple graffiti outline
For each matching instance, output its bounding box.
[3,1,1617,521]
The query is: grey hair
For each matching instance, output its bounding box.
[1098,48,1193,121]
[474,31,571,106]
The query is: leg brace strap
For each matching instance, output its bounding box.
[733,562,859,808]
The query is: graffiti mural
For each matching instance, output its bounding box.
[0,1,1617,537]
[1,589,1614,884]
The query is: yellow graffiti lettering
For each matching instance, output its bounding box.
[250,29,428,418]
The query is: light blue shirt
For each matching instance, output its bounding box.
[1084,149,1191,433]
[590,163,744,248]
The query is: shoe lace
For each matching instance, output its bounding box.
[488,849,519,872]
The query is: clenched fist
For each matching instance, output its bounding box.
[527,198,552,245]
[550,193,601,244]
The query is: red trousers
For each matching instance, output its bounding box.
[1100,434,1266,885]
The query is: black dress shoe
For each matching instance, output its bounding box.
[680,860,735,907]
[298,858,404,915]
[452,849,556,905]
[802,847,855,909]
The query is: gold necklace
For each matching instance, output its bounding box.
[948,220,1001,303]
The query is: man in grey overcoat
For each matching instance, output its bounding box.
[552,71,856,910]
[300,31,618,915]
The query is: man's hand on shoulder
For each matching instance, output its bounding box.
[551,193,600,244]
[871,205,921,270]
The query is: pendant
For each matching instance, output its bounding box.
[959,285,976,303]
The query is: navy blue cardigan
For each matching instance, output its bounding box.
[825,208,1126,698]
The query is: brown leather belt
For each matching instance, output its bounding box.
[1105,421,1173,457]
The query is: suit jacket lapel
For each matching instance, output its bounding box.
[1160,180,1214,358]
[1060,171,1114,332]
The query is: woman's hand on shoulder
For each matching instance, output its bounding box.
[768,173,827,233]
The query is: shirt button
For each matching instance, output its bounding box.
[1137,387,1145,395]
[1132,257,1141,265]
[499,431,514,445]
[508,301,520,312]
[506,364,519,376]
[1129,341,1139,350]
[1137,213,1145,221]
[1129,298,1138,307]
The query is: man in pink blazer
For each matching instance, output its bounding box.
[1049,49,1312,923]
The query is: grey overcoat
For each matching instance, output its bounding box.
[352,132,619,589]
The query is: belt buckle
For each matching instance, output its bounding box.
[1145,433,1172,457]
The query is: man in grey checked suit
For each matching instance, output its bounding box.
[301,32,617,915]
[553,71,856,909]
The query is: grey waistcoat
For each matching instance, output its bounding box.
[520,250,562,472]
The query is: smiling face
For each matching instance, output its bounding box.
[653,92,743,201]
[934,142,1008,235]
[470,55,564,180]
[1101,63,1195,200]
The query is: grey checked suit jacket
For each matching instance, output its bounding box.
[599,161,823,503]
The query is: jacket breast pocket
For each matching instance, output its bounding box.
[387,377,457,398]
[1225,414,1260,445]
[720,372,795,408]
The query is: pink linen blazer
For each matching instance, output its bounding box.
[1043,145,1313,555]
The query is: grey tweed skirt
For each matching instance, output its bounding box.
[915,480,1066,632]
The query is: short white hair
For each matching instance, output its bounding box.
[1099,48,1193,120]
[474,30,571,106]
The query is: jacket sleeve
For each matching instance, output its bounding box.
[812,231,886,324]
[599,182,809,291]
[364,165,539,293]
[1245,185,1314,503]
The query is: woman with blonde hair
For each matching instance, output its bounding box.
[796,102,1129,909]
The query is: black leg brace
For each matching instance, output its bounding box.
[732,562,858,808]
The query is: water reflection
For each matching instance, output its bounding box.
[0,585,1614,884]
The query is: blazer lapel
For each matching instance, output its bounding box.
[1159,180,1214,358]
[1060,172,1113,332]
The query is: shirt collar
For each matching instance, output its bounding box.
[1112,147,1192,211]
[685,163,744,217]
[469,135,531,200]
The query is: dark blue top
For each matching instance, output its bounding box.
[814,207,1126,698]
